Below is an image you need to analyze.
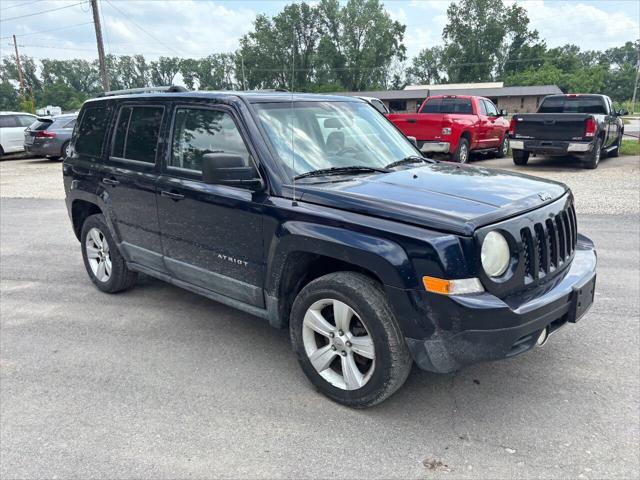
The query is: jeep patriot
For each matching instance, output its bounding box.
[63,88,597,407]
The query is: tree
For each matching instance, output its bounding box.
[41,59,100,93]
[0,82,19,110]
[406,46,445,85]
[181,54,236,90]
[441,0,541,82]
[317,0,406,91]
[150,56,181,87]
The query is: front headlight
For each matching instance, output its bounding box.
[481,231,510,277]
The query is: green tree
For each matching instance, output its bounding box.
[317,0,406,90]
[441,0,540,82]
[0,82,19,110]
[41,59,100,93]
[150,56,182,87]
[181,54,236,90]
[406,46,444,85]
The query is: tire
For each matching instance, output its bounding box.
[583,137,603,169]
[513,149,529,166]
[80,214,137,293]
[609,134,621,158]
[61,140,71,159]
[290,272,412,408]
[495,135,509,158]
[0,145,4,158]
[48,156,61,161]
[451,137,470,163]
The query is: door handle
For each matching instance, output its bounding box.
[102,177,120,186]
[161,190,185,201]
[407,119,417,123]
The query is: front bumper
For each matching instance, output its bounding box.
[419,141,450,153]
[406,235,597,373]
[510,139,593,156]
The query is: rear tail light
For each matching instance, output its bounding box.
[35,131,56,138]
[509,117,517,136]
[584,118,596,137]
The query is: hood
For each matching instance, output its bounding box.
[295,163,568,235]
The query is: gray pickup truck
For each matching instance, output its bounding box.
[509,94,627,169]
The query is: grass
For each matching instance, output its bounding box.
[620,139,640,156]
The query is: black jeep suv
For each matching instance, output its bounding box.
[63,88,597,407]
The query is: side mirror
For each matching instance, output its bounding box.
[617,108,629,116]
[498,109,508,117]
[406,135,418,147]
[202,153,263,189]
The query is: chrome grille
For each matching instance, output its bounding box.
[521,202,577,282]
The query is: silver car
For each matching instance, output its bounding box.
[24,113,77,160]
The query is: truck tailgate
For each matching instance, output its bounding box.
[387,113,443,140]
[513,114,588,140]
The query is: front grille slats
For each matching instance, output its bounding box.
[521,201,577,283]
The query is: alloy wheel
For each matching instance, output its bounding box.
[502,137,509,156]
[85,227,112,282]
[64,142,72,158]
[459,144,468,163]
[301,298,375,390]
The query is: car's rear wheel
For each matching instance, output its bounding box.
[512,149,529,165]
[61,140,71,159]
[583,137,603,169]
[290,272,412,408]
[495,136,509,158]
[81,214,137,293]
[452,138,470,163]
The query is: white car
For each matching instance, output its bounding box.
[0,111,37,156]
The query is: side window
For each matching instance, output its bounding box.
[478,100,488,116]
[484,100,498,117]
[420,99,441,113]
[111,106,164,163]
[170,108,250,173]
[75,106,111,158]
[0,116,18,128]
[63,118,76,129]
[18,115,35,127]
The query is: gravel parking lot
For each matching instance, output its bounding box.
[1,154,639,479]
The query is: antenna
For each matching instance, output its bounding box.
[291,25,297,207]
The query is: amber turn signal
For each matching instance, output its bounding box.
[422,276,484,295]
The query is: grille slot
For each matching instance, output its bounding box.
[521,201,577,281]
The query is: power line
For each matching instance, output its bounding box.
[103,0,183,56]
[0,0,45,11]
[0,22,94,41]
[0,1,86,22]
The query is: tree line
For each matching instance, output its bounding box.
[1,0,637,112]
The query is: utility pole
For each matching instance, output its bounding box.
[12,35,25,97]
[90,0,110,91]
[632,45,640,115]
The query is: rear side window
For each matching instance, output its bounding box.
[0,116,17,128]
[420,99,441,113]
[63,118,76,129]
[75,106,110,158]
[17,115,35,127]
[538,96,607,114]
[111,106,164,164]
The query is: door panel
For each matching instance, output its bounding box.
[157,105,265,307]
[103,104,166,271]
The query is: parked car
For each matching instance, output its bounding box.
[509,94,627,169]
[24,113,77,160]
[387,95,510,163]
[356,96,389,114]
[63,88,597,407]
[0,111,37,156]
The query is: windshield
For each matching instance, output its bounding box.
[254,101,418,180]
[538,96,607,114]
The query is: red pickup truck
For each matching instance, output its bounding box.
[387,95,510,163]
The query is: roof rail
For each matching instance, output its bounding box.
[98,85,188,97]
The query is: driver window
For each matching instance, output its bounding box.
[170,108,250,172]
[484,100,498,117]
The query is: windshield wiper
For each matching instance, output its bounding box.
[384,155,436,169]
[293,165,390,180]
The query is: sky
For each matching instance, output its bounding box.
[0,0,639,65]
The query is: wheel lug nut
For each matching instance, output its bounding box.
[346,341,352,347]
[329,332,335,338]
[338,330,344,336]
[340,351,347,357]
[331,345,337,351]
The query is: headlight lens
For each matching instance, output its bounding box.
[481,231,510,277]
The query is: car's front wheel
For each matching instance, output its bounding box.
[495,135,509,158]
[81,214,137,293]
[290,272,412,408]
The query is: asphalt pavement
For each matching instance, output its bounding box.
[1,154,639,479]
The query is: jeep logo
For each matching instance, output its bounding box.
[538,192,552,201]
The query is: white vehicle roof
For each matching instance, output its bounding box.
[0,111,36,116]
